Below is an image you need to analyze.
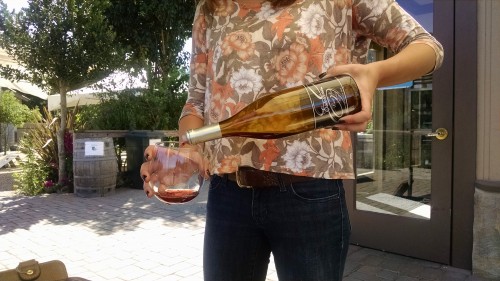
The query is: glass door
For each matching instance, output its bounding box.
[356,77,435,219]
[345,0,454,264]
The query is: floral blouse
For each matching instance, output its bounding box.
[180,0,444,179]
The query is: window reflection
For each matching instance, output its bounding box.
[355,0,435,219]
[355,74,433,220]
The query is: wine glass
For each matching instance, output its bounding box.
[141,141,207,204]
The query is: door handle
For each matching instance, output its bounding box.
[427,128,448,140]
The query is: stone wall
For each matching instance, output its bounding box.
[473,182,500,278]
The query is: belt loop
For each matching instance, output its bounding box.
[277,174,287,192]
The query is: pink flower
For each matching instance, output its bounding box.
[64,131,73,155]
[44,180,55,187]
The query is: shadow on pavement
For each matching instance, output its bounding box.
[0,186,208,236]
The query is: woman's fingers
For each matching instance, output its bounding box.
[337,108,372,131]
[140,163,151,182]
[143,181,155,198]
[144,145,157,161]
[142,144,209,199]
[334,120,370,132]
[324,64,377,132]
[140,161,163,183]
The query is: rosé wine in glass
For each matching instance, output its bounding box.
[141,141,207,204]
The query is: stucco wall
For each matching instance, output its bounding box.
[477,0,500,181]
[474,1,500,278]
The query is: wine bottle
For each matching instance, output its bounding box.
[184,74,361,144]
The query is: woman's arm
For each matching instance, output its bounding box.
[329,43,438,132]
[370,42,437,88]
[179,114,204,143]
[178,1,209,140]
[328,0,444,132]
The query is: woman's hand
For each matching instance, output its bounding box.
[140,159,163,198]
[324,43,438,132]
[140,144,209,198]
[324,63,379,132]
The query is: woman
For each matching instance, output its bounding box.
[150,0,443,280]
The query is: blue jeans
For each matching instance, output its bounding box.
[203,175,351,281]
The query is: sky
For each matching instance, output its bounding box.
[3,0,28,12]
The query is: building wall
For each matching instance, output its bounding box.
[473,1,500,278]
[477,0,500,181]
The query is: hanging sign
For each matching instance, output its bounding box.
[85,141,104,156]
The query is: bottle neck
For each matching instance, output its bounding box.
[185,124,222,144]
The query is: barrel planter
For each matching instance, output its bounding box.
[73,137,118,197]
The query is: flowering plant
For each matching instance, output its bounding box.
[43,178,70,193]
[14,107,78,195]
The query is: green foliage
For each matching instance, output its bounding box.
[0,1,7,30]
[0,0,124,93]
[77,67,189,131]
[0,0,126,185]
[0,90,32,126]
[0,90,34,154]
[14,107,80,195]
[383,139,410,170]
[1,0,194,191]
[105,0,195,82]
[13,133,49,195]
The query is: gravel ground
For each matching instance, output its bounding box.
[0,152,24,193]
[0,168,18,192]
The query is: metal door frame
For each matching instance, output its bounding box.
[346,0,477,268]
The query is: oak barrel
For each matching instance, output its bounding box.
[73,137,118,197]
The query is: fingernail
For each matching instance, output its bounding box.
[319,72,326,79]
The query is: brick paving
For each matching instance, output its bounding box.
[0,169,495,281]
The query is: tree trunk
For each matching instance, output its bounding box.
[57,87,68,185]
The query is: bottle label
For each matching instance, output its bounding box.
[304,78,350,126]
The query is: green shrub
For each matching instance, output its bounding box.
[77,71,188,131]
[13,135,50,195]
[0,90,34,154]
[13,107,79,195]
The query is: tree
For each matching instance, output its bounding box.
[0,0,123,184]
[78,66,189,132]
[0,90,32,155]
[105,0,195,84]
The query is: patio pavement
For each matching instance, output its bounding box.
[0,168,495,281]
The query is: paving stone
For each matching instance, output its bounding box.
[343,260,361,276]
[420,266,445,280]
[376,269,400,280]
[343,277,365,281]
[347,271,377,281]
[395,277,419,281]
[399,262,428,278]
[381,257,405,272]
[1,171,497,281]
[358,265,382,275]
